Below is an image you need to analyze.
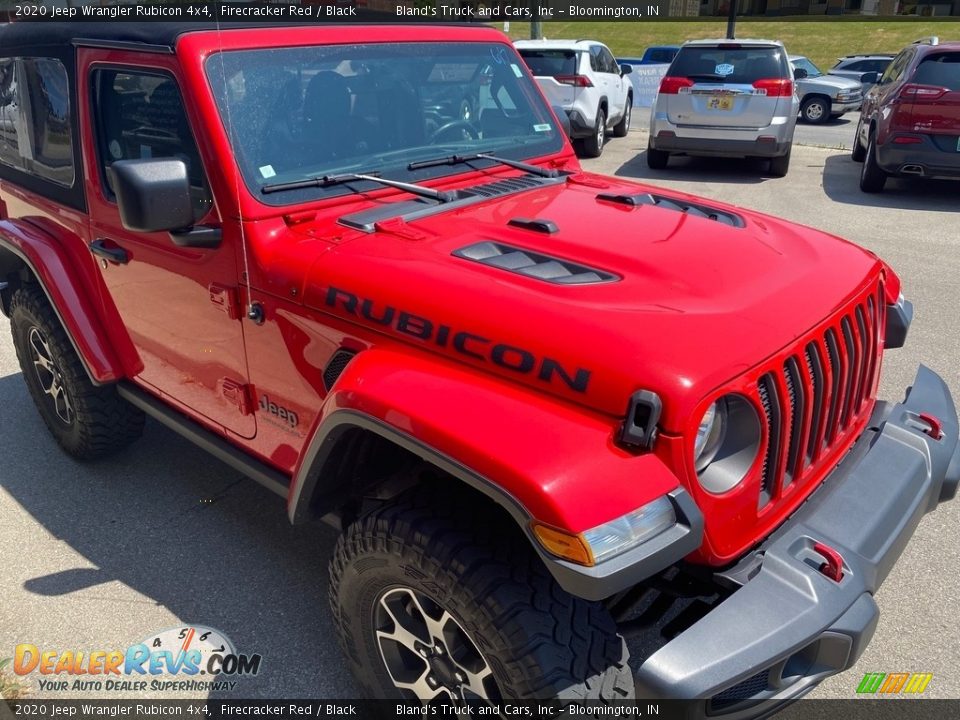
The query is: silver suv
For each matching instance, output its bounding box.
[648,39,799,177]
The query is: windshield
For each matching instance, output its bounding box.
[793,57,823,78]
[206,42,564,205]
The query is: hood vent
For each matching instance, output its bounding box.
[463,173,552,198]
[453,241,618,285]
[597,192,745,228]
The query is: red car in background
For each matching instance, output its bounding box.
[854,37,960,192]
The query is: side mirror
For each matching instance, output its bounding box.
[109,159,193,234]
[793,68,808,80]
[551,105,572,137]
[860,71,879,84]
[620,63,633,76]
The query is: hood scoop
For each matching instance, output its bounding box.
[453,241,618,286]
[597,192,745,228]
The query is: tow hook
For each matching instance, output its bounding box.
[917,413,944,440]
[813,542,845,582]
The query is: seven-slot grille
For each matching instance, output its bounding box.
[755,282,885,509]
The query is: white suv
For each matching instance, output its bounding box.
[515,39,633,158]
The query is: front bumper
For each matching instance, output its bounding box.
[831,98,862,115]
[635,365,959,714]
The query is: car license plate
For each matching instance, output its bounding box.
[707,97,734,111]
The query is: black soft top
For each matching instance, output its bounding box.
[0,22,308,55]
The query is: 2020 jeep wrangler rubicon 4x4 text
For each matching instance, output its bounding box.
[1,23,958,714]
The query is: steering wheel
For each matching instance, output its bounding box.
[429,120,481,143]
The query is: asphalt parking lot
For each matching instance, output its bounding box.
[1,124,958,703]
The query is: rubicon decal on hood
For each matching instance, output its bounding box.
[325,287,592,393]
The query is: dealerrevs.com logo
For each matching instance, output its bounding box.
[13,626,262,693]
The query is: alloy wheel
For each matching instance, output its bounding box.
[28,326,73,425]
[375,586,501,702]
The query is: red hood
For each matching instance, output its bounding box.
[282,173,882,430]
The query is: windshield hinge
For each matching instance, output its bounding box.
[373,218,430,241]
[209,284,242,321]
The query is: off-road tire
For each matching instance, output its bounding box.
[329,488,634,703]
[646,143,669,170]
[859,131,887,193]
[612,98,632,138]
[851,120,866,162]
[581,107,606,158]
[9,286,144,460]
[768,147,792,178]
[800,96,830,125]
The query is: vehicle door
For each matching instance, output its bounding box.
[598,45,627,119]
[78,51,256,438]
[588,45,615,118]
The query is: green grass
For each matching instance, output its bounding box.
[506,19,958,72]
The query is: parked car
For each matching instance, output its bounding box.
[648,38,799,176]
[854,37,960,192]
[829,53,894,94]
[2,22,958,710]
[616,47,680,69]
[789,55,865,124]
[515,39,633,158]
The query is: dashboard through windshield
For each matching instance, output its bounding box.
[205,42,564,205]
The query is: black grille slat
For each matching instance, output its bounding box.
[854,306,869,411]
[757,374,781,507]
[783,359,805,485]
[824,329,843,444]
[804,344,825,464]
[840,316,859,429]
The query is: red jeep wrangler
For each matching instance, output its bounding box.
[1,22,957,712]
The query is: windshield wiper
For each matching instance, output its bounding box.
[261,173,458,202]
[407,153,560,178]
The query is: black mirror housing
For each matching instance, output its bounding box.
[108,159,194,234]
[551,105,572,137]
[793,68,808,80]
[620,63,633,76]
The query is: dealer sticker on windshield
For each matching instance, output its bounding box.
[533,123,552,132]
[715,63,735,77]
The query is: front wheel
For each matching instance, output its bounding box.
[801,96,830,124]
[329,491,634,702]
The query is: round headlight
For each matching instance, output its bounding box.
[694,401,726,472]
[694,394,762,495]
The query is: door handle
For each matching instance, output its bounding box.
[90,238,130,265]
